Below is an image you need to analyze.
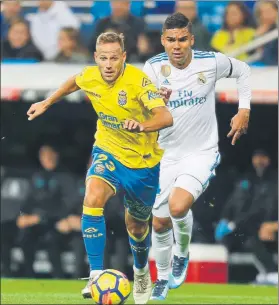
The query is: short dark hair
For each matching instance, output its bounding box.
[163,12,192,33]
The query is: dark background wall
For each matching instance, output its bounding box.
[1,100,278,175]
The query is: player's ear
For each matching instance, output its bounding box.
[94,52,98,63]
[123,51,127,62]
[161,34,165,47]
[190,34,195,47]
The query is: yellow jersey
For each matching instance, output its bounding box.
[75,64,166,169]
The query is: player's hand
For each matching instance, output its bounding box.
[27,100,50,121]
[227,108,250,145]
[123,119,144,132]
[159,87,172,104]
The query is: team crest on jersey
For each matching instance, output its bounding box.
[161,65,171,77]
[142,77,151,87]
[118,90,127,106]
[94,163,105,174]
[197,72,207,85]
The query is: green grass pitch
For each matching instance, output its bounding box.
[1,279,277,304]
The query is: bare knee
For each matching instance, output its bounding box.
[152,216,172,233]
[169,188,194,218]
[127,222,148,240]
[125,213,148,240]
[84,192,106,208]
[83,178,114,208]
[169,204,189,218]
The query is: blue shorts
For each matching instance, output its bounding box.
[87,146,160,221]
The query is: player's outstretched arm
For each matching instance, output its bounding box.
[27,75,80,121]
[124,106,173,133]
[142,106,173,132]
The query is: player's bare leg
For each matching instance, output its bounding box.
[125,211,152,304]
[168,187,194,289]
[81,178,114,299]
[150,217,173,300]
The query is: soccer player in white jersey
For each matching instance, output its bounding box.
[143,13,251,300]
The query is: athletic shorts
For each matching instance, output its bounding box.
[87,146,160,221]
[152,150,221,218]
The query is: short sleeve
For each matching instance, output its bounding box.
[137,75,165,111]
[75,67,92,89]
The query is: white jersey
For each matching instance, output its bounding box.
[143,50,251,161]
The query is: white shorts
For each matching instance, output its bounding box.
[152,150,221,218]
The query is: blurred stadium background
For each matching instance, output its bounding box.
[1,0,278,287]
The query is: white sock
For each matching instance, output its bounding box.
[171,209,193,258]
[152,229,174,280]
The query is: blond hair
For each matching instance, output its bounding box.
[96,32,125,51]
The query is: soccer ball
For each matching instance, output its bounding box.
[91,269,131,304]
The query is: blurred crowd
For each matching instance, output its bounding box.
[1,0,278,65]
[1,144,277,285]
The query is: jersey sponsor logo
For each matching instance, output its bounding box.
[161,65,171,77]
[147,90,161,100]
[91,92,101,98]
[118,90,127,106]
[197,72,207,85]
[85,91,101,99]
[168,97,207,109]
[142,77,152,87]
[168,90,207,109]
[162,79,171,85]
[98,112,122,129]
[94,163,105,174]
[178,89,193,98]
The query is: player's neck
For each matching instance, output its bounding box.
[170,50,192,70]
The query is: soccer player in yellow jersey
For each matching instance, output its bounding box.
[27,32,173,304]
